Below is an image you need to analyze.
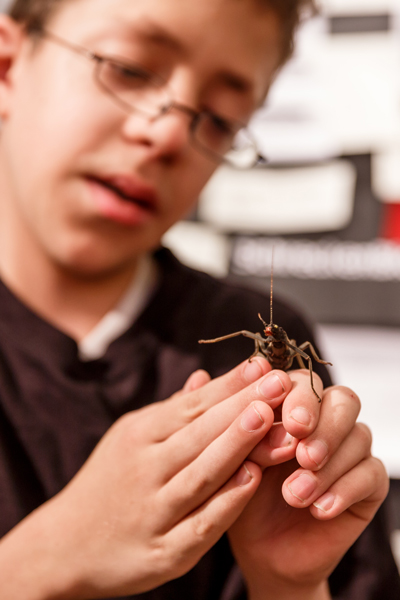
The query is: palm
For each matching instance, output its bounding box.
[228,460,371,586]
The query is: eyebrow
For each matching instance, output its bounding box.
[128,20,186,54]
[118,19,254,96]
[217,72,252,94]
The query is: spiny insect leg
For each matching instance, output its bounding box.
[294,353,306,369]
[285,341,322,403]
[293,352,322,403]
[298,341,333,366]
[199,331,265,345]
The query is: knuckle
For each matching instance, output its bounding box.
[325,385,361,416]
[361,456,390,501]
[148,539,182,580]
[335,385,361,410]
[369,455,386,478]
[289,368,309,381]
[112,411,139,437]
[186,469,212,497]
[191,510,216,539]
[355,422,373,449]
[111,409,150,448]
[370,457,390,492]
[180,392,205,422]
[148,536,167,564]
[289,368,323,394]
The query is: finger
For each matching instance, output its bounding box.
[281,369,323,439]
[176,357,276,420]
[282,422,372,508]
[247,422,298,468]
[166,371,211,403]
[145,357,274,442]
[164,460,262,578]
[182,370,212,393]
[162,369,292,477]
[158,401,274,522]
[310,456,389,521]
[295,385,361,471]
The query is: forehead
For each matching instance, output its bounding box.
[48,0,283,104]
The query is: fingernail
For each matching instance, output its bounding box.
[268,425,294,448]
[288,474,316,501]
[243,358,265,383]
[306,440,328,467]
[241,402,264,432]
[290,407,312,426]
[259,373,285,400]
[313,492,335,513]
[236,463,253,487]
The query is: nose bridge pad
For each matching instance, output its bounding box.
[122,100,196,154]
[153,101,195,146]
[157,103,172,118]
[151,103,195,153]
[154,101,197,124]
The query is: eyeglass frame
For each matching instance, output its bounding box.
[34,28,266,168]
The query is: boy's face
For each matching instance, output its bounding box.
[0,0,282,276]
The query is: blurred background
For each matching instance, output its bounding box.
[2,0,400,569]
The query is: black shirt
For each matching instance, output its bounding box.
[0,248,398,599]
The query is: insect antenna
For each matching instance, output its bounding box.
[270,248,274,325]
[258,249,274,330]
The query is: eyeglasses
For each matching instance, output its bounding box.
[39,30,266,169]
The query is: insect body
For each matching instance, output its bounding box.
[199,259,331,402]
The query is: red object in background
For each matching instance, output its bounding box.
[381,202,400,243]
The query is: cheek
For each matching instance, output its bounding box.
[169,158,217,221]
[11,56,112,167]
[3,94,112,228]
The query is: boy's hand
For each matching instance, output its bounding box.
[0,357,296,599]
[228,370,389,600]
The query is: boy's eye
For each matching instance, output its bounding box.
[208,114,234,136]
[103,60,157,90]
[202,113,236,146]
[196,112,240,154]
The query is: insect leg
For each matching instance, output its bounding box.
[296,352,322,403]
[199,331,268,363]
[295,354,306,370]
[199,331,265,345]
[285,341,322,403]
[297,341,332,366]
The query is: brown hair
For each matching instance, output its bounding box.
[8,0,316,65]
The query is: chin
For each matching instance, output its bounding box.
[48,227,159,279]
[52,246,134,280]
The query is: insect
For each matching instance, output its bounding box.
[199,256,331,402]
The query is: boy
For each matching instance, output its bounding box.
[0,0,397,598]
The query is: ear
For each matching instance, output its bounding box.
[0,15,26,120]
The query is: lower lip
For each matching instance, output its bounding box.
[86,177,156,227]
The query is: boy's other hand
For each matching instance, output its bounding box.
[228,370,389,600]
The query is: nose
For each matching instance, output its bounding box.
[121,103,195,160]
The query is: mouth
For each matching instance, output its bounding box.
[85,174,158,226]
[88,174,157,208]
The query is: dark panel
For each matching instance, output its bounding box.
[329,14,391,34]
[228,274,400,327]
